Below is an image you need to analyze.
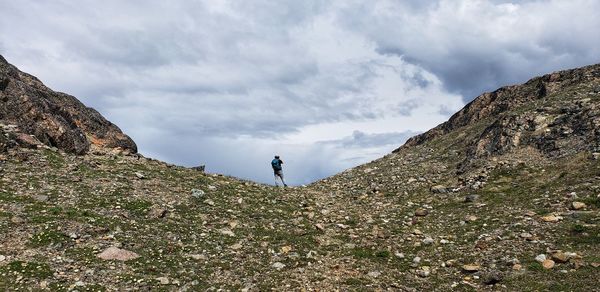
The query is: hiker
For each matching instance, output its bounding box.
[271,155,287,187]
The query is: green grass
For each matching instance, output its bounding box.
[3,260,53,279]
[29,229,68,247]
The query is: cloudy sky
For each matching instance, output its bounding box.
[1,0,599,185]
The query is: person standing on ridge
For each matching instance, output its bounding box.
[271,155,287,187]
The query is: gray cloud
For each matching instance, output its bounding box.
[337,0,600,99]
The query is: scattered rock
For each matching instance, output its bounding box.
[368,271,381,278]
[430,185,447,193]
[415,208,429,216]
[97,247,140,261]
[482,272,503,285]
[10,216,25,224]
[32,195,48,202]
[535,254,547,263]
[422,237,434,245]
[147,206,167,219]
[462,264,480,272]
[542,259,555,269]
[571,201,586,210]
[541,214,562,222]
[219,229,235,237]
[134,172,145,179]
[464,194,479,203]
[315,223,325,231]
[0,255,5,262]
[191,165,205,172]
[156,277,170,285]
[272,262,286,270]
[551,252,570,263]
[415,266,430,278]
[230,243,243,250]
[190,189,205,198]
[465,215,478,222]
[512,264,522,271]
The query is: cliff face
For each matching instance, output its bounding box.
[396,64,600,155]
[0,55,137,154]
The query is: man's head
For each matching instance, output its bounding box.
[274,155,280,159]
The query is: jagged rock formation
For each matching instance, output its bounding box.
[395,64,600,172]
[0,55,137,154]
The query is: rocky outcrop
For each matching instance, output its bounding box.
[0,55,137,154]
[395,64,600,152]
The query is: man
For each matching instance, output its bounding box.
[271,155,287,187]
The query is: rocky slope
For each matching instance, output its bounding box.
[1,62,599,291]
[0,55,136,154]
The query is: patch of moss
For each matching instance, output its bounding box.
[4,260,53,279]
[29,229,68,247]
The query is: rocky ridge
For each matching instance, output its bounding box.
[0,55,136,155]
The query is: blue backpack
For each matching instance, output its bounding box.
[271,159,282,171]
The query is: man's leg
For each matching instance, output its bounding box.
[279,172,288,187]
[274,173,280,187]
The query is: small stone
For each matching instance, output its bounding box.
[272,262,286,270]
[11,216,25,224]
[32,195,48,202]
[204,199,215,206]
[430,185,447,193]
[189,254,206,260]
[367,271,381,278]
[156,277,169,285]
[97,247,140,261]
[571,202,586,210]
[315,223,325,231]
[464,194,479,203]
[462,264,480,272]
[395,252,405,259]
[512,264,522,271]
[465,215,478,222]
[542,259,555,269]
[413,256,421,264]
[422,237,434,245]
[416,266,430,278]
[591,262,600,268]
[281,245,292,254]
[440,239,450,244]
[75,281,85,287]
[535,254,547,263]
[482,272,503,285]
[415,208,429,217]
[147,206,167,219]
[220,229,235,237]
[190,189,205,198]
[541,214,562,222]
[230,243,243,250]
[520,233,533,240]
[134,172,145,179]
[551,252,569,263]
[0,255,5,262]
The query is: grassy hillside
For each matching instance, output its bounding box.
[1,64,600,290]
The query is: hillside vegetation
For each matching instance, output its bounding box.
[1,59,600,290]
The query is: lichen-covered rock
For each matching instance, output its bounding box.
[0,55,136,154]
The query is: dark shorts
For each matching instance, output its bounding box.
[274,170,283,177]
